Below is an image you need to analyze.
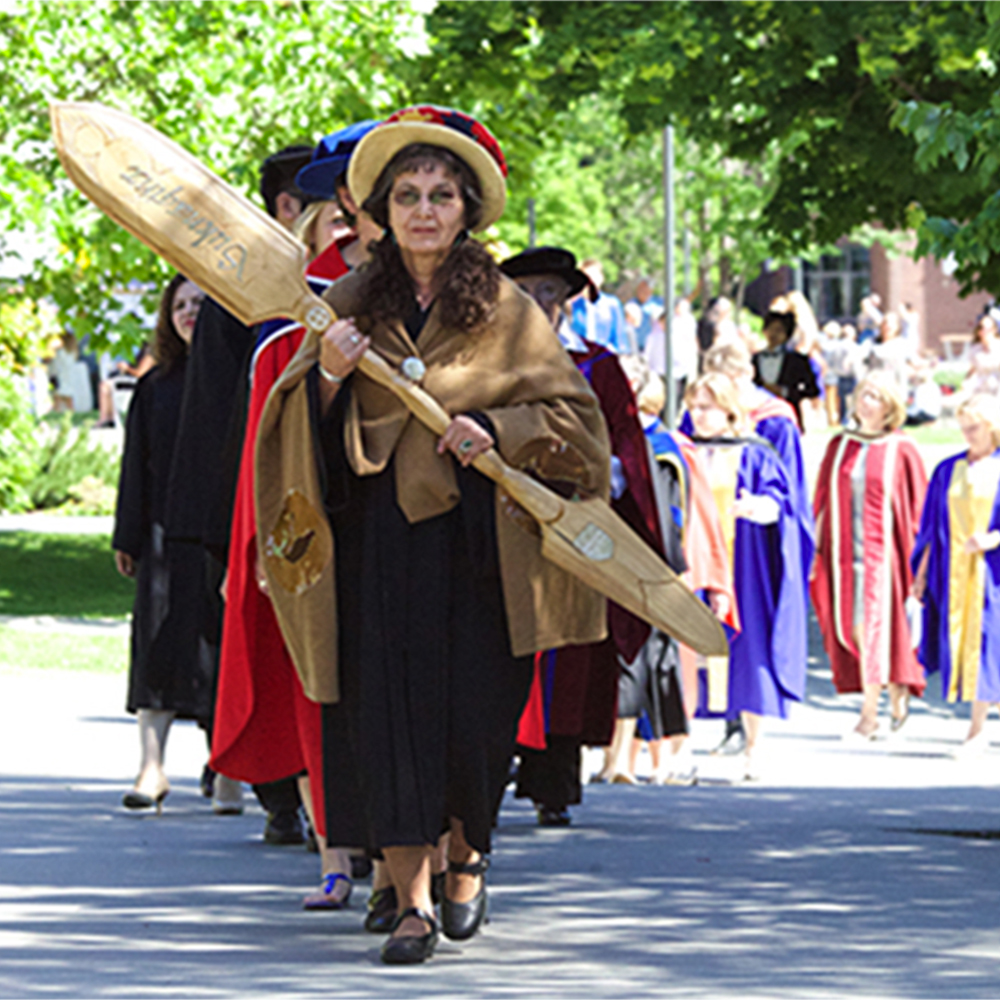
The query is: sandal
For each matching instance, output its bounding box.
[381,907,439,965]
[303,872,352,911]
[364,885,397,933]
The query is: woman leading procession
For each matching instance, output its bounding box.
[253,106,611,964]
[74,88,996,978]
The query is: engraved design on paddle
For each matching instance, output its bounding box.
[572,523,615,561]
[119,164,248,280]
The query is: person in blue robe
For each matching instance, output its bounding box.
[685,373,808,779]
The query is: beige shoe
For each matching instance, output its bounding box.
[212,774,245,815]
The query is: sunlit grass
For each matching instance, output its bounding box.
[0,628,128,674]
[0,532,134,618]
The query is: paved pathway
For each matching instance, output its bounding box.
[2,639,999,999]
[3,431,996,998]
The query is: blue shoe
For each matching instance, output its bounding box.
[303,872,352,910]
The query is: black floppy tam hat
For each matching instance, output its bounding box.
[260,144,314,217]
[500,246,599,302]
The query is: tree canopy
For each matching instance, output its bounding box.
[420,0,1000,293]
[0,0,414,351]
[1,0,998,367]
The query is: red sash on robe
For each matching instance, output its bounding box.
[811,431,927,694]
[210,241,348,834]
[748,393,798,427]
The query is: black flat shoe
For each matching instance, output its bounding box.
[536,805,571,827]
[364,885,398,934]
[263,809,306,846]
[441,856,489,941]
[351,855,373,880]
[380,907,439,965]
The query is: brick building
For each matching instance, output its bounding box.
[746,236,994,357]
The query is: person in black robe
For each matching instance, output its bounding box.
[282,108,609,964]
[752,309,820,430]
[163,144,318,833]
[114,274,207,812]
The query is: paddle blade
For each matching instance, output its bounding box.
[49,101,318,329]
[540,498,728,656]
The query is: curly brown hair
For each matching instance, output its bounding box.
[358,143,499,333]
[153,273,191,372]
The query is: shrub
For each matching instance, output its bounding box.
[27,416,120,511]
[0,372,40,512]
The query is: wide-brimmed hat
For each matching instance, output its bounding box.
[500,246,599,302]
[347,105,507,232]
[296,120,379,200]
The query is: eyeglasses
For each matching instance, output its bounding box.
[392,185,459,208]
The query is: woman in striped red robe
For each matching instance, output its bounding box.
[812,372,928,739]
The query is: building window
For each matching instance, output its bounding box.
[803,244,871,323]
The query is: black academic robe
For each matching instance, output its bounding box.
[113,361,214,721]
[752,348,819,430]
[164,298,253,558]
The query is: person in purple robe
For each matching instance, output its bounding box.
[682,342,815,756]
[912,393,1000,758]
[684,372,808,779]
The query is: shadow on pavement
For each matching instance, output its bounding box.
[2,775,999,998]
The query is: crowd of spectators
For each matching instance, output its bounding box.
[573,265,1000,433]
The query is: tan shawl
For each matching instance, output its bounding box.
[255,270,610,702]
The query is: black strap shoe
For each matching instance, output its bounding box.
[380,907,439,965]
[536,805,572,826]
[441,856,489,941]
[364,885,398,934]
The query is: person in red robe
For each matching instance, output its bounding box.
[812,372,928,739]
[211,122,380,909]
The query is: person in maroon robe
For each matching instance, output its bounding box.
[500,246,674,824]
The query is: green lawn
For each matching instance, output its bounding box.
[0,629,127,674]
[0,532,134,617]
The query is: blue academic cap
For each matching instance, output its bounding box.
[295,120,380,199]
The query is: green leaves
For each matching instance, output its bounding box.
[0,0,414,355]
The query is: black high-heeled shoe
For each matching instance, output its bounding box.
[122,777,169,816]
[380,907,439,965]
[441,856,489,941]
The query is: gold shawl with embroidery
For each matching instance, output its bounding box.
[255,270,611,702]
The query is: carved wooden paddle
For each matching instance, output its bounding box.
[50,101,727,656]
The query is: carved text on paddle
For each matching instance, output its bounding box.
[119,164,247,281]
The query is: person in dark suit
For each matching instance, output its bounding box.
[752,309,820,430]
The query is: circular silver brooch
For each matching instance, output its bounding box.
[400,356,427,382]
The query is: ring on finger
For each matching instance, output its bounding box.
[457,438,475,456]
[349,333,361,345]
